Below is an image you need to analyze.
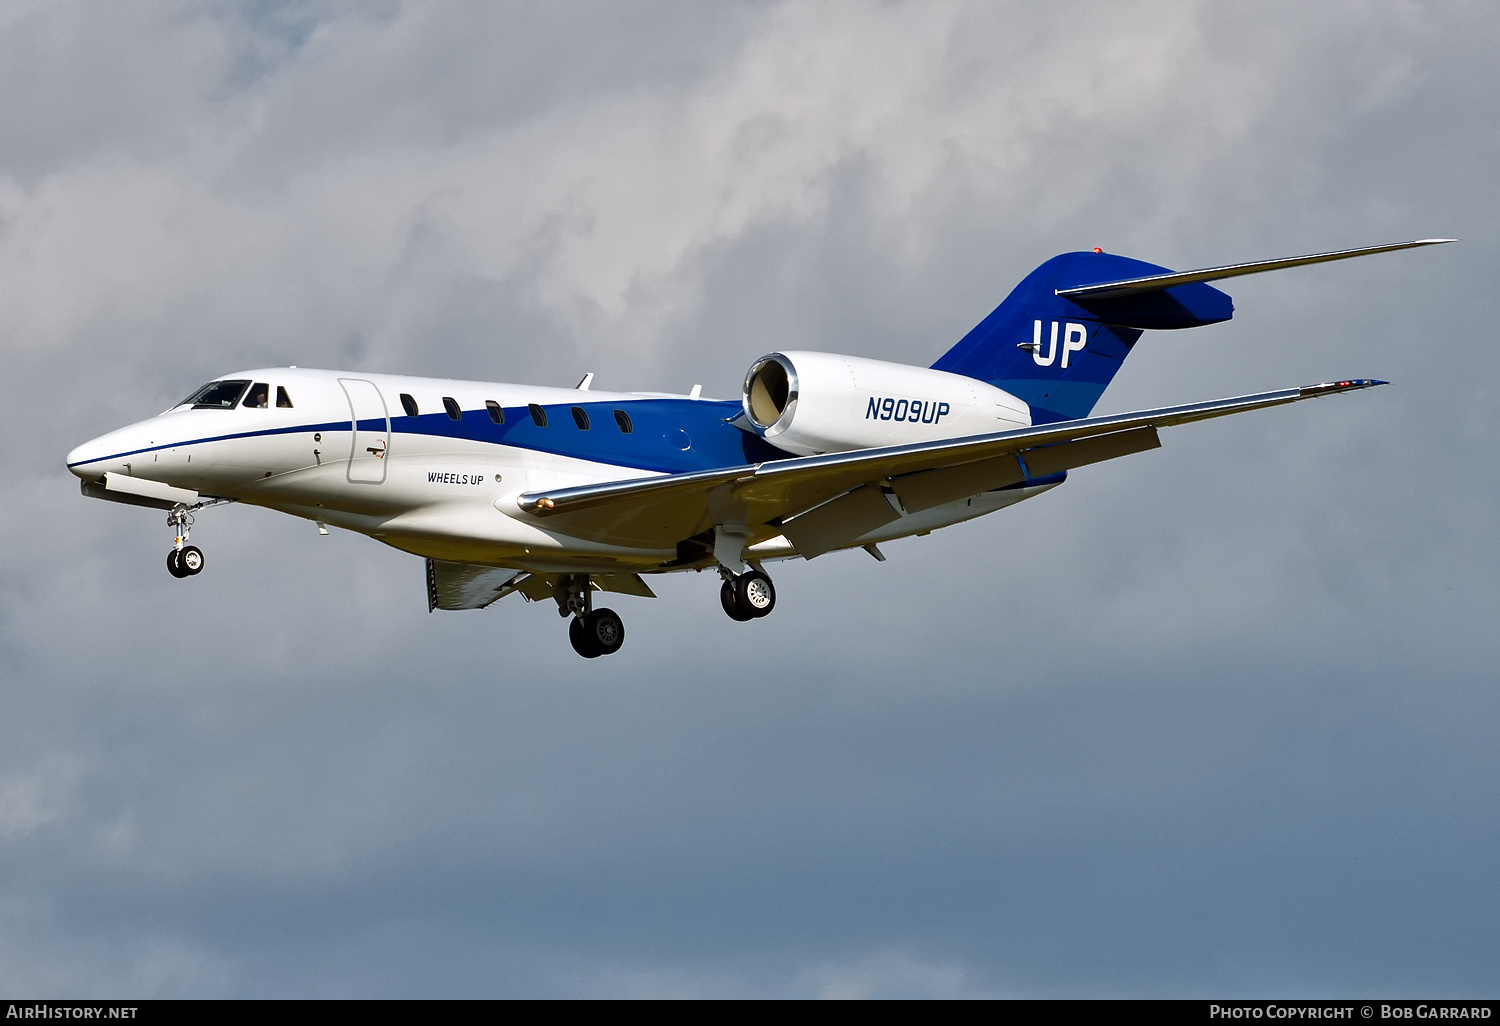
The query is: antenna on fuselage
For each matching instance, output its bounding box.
[575,372,594,390]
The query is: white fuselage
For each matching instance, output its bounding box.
[66,367,1056,575]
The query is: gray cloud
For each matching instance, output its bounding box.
[0,0,1496,997]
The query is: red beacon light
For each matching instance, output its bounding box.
[1092,247,1103,254]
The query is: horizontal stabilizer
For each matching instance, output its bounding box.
[1056,239,1454,300]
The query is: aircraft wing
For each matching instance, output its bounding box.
[515,379,1384,558]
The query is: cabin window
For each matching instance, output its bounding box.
[613,410,633,434]
[443,397,462,421]
[571,406,590,430]
[276,386,293,408]
[400,393,419,418]
[485,400,504,424]
[185,380,250,410]
[243,382,269,409]
[528,403,548,427]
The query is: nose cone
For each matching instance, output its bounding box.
[66,436,108,478]
[65,421,156,480]
[66,436,110,479]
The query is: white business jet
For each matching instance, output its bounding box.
[67,240,1448,657]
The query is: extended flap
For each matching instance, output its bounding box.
[426,559,522,611]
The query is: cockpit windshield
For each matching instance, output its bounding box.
[182,380,251,410]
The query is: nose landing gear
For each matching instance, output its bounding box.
[164,503,207,578]
[557,574,626,658]
[719,568,776,621]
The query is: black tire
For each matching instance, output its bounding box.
[584,608,625,656]
[166,550,188,578]
[735,570,776,618]
[179,545,205,575]
[721,579,753,621]
[569,616,601,658]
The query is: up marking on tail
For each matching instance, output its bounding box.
[1023,321,1089,368]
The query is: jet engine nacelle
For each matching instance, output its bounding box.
[742,351,1031,457]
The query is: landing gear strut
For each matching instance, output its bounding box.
[165,504,205,578]
[558,574,626,658]
[719,568,776,621]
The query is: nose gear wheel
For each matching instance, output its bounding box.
[167,545,205,578]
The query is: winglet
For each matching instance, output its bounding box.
[1057,239,1454,299]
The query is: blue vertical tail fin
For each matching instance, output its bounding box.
[932,251,1234,424]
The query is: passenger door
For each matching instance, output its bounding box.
[339,378,390,484]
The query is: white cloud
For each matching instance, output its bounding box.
[0,756,83,842]
[797,949,995,999]
[0,2,1286,370]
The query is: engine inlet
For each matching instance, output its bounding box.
[744,355,795,429]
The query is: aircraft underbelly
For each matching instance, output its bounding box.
[259,437,679,569]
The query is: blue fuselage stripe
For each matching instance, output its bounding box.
[69,398,793,474]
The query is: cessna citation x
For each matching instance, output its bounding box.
[67,240,1448,657]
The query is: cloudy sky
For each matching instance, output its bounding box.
[1,0,1497,997]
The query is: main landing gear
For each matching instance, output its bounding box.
[719,568,776,621]
[557,574,626,659]
[570,609,625,659]
[165,504,205,579]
